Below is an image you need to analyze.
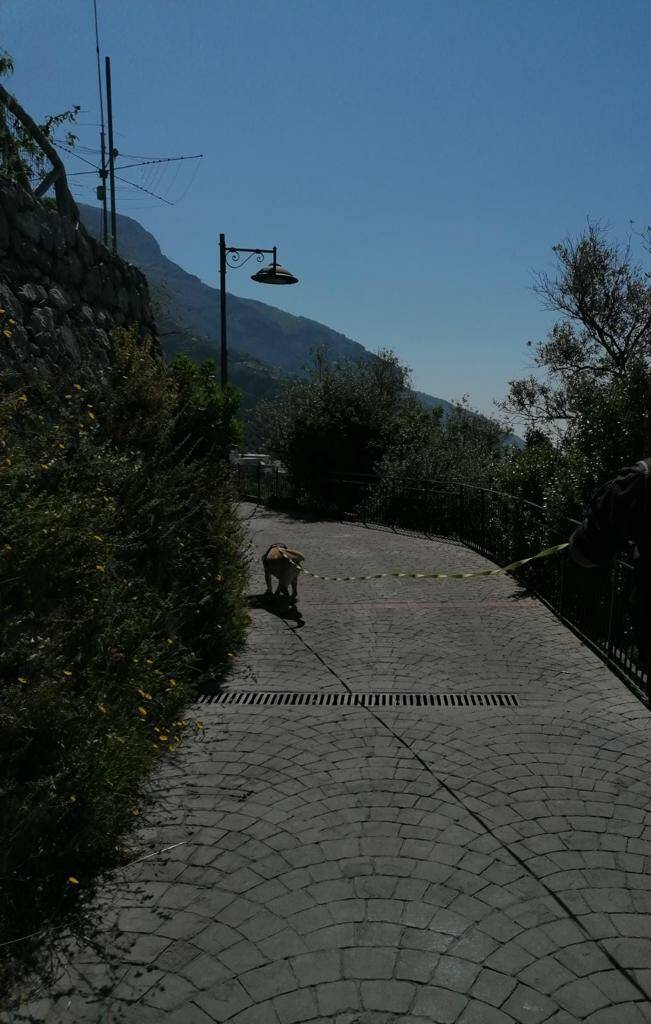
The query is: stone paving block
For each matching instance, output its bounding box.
[144,973,199,1011]
[193,920,241,954]
[227,1001,281,1024]
[289,905,334,935]
[360,979,415,1012]
[555,941,612,977]
[180,952,234,989]
[517,954,575,995]
[502,983,559,1023]
[432,954,481,994]
[471,966,517,1007]
[316,980,361,1015]
[291,950,341,987]
[458,1001,515,1024]
[220,939,268,973]
[555,977,611,1016]
[273,988,319,1024]
[240,909,286,941]
[342,946,396,979]
[395,947,438,983]
[110,964,165,1002]
[148,1004,217,1024]
[411,984,469,1022]
[329,898,366,922]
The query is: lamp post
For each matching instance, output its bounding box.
[219,233,299,388]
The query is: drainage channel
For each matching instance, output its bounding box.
[199,691,519,708]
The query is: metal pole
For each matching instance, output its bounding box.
[99,129,108,247]
[219,233,228,388]
[105,56,117,255]
[92,0,109,246]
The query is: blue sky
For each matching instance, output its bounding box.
[2,0,650,418]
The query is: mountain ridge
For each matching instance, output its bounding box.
[79,204,521,446]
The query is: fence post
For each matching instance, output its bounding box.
[606,562,618,661]
[558,554,565,618]
[458,484,464,543]
[274,466,278,499]
[257,462,262,502]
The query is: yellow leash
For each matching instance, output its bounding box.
[286,542,569,583]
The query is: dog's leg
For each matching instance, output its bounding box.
[264,563,273,595]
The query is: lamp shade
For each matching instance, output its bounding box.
[251,263,298,285]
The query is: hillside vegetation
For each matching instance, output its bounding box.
[0,329,249,984]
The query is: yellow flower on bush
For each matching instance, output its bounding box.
[137,706,148,717]
[159,734,168,741]
[18,395,27,403]
[97,703,107,714]
[67,876,80,886]
[63,669,72,677]
[137,688,152,700]
[95,564,105,573]
[93,535,104,542]
[18,676,27,685]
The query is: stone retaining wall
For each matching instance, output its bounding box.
[0,179,158,386]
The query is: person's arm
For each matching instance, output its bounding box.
[569,463,646,568]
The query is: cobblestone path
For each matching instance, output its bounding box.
[9,504,651,1023]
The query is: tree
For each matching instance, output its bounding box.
[380,397,508,490]
[501,221,651,436]
[258,349,419,496]
[497,222,651,509]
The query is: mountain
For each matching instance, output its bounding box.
[79,204,522,447]
[79,204,370,372]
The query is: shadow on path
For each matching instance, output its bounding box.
[247,591,306,628]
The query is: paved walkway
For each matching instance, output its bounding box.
[8,504,651,1023]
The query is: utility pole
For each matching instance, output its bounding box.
[219,233,228,387]
[105,55,117,255]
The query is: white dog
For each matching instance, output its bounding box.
[262,543,305,603]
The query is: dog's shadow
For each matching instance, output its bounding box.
[248,592,306,628]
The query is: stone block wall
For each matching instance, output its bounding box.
[0,179,158,386]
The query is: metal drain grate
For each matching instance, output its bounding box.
[200,691,519,708]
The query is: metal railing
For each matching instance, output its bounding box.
[236,465,649,704]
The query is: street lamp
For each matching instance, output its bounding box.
[219,233,299,388]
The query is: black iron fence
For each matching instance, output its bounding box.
[236,464,649,704]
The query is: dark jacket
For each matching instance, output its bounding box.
[569,458,651,577]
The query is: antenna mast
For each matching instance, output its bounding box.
[92,0,108,246]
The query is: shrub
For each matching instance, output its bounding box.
[0,330,249,985]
